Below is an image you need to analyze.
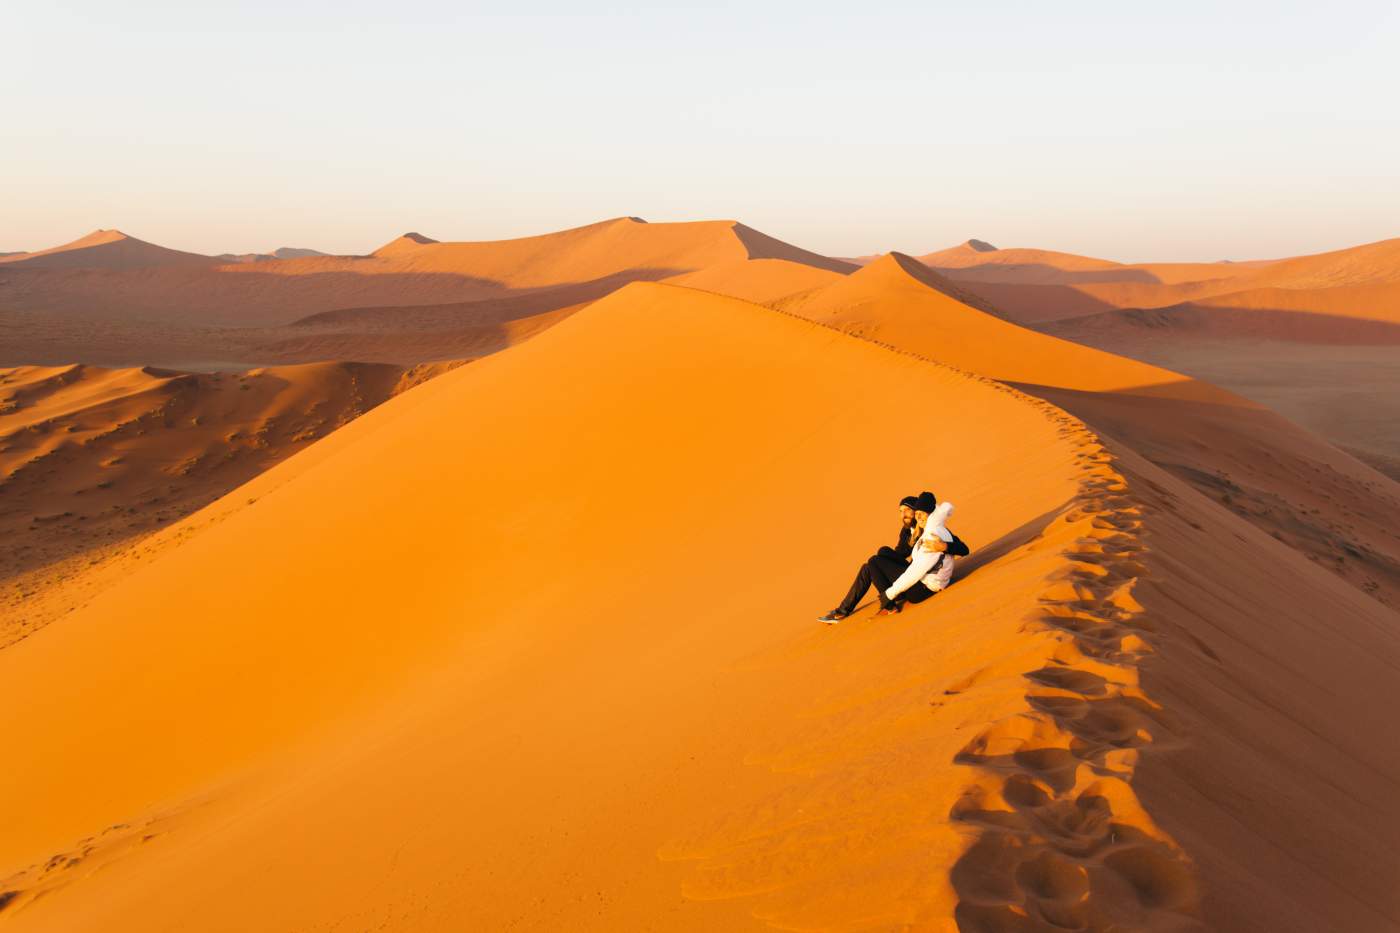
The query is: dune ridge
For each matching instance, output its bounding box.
[949,407,1198,932]
[0,217,854,368]
[0,282,1207,930]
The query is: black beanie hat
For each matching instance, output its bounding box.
[899,495,920,509]
[915,491,937,512]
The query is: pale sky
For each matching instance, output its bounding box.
[5,1,1398,262]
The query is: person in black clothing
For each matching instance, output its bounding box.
[817,495,922,624]
[877,491,971,614]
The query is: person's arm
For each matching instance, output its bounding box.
[885,546,938,600]
[944,532,969,558]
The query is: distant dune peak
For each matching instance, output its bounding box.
[0,227,217,269]
[371,231,441,256]
[965,238,998,252]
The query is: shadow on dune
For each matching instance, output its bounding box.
[0,265,512,327]
[936,280,1126,323]
[1044,304,1400,345]
[289,267,686,330]
[954,505,1067,585]
[933,261,1166,286]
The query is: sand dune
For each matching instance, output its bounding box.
[771,252,1400,609]
[4,216,1400,932]
[0,218,852,368]
[779,252,1226,399]
[213,247,329,263]
[1,284,1135,929]
[0,360,458,647]
[3,278,1398,931]
[915,237,1400,330]
[0,230,219,270]
[905,237,1400,487]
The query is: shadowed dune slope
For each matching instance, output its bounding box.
[3,282,1199,930]
[918,237,1400,330]
[0,360,459,646]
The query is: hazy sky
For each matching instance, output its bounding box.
[5,1,1398,261]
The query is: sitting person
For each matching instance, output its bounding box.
[876,492,969,613]
[818,495,922,624]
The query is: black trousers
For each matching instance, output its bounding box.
[836,548,936,613]
[837,548,904,612]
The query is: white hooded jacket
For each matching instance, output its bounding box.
[885,501,956,600]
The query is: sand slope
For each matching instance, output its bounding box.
[0,360,458,647]
[0,282,1207,930]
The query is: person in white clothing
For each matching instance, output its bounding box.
[871,492,969,615]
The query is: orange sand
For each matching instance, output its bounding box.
[0,218,853,367]
[1,221,1398,932]
[0,360,458,646]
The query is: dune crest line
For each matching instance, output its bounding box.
[949,407,1198,931]
[661,284,1198,929]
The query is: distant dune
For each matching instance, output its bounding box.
[213,247,330,263]
[914,236,1400,331]
[904,237,1400,476]
[0,217,855,367]
[0,230,219,270]
[0,359,459,646]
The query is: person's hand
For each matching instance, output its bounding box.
[922,537,948,553]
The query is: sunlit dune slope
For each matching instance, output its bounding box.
[771,252,1400,608]
[663,257,845,304]
[0,230,219,270]
[778,252,1230,401]
[0,360,458,646]
[352,216,856,282]
[2,282,1200,931]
